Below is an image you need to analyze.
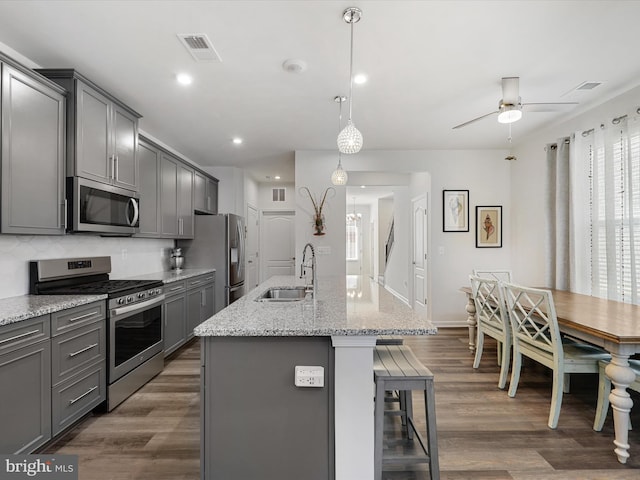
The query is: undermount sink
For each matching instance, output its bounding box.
[255,286,310,302]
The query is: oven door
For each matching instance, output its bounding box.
[70,177,140,234]
[109,295,164,383]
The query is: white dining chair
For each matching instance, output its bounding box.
[472,269,512,282]
[469,275,511,389]
[593,358,640,431]
[500,282,611,429]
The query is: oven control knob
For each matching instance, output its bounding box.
[126,296,133,303]
[138,292,145,299]
[148,289,154,296]
[156,288,162,295]
[118,298,125,305]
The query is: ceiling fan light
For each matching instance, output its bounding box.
[337,120,363,154]
[497,105,522,124]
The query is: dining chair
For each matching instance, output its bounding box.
[472,269,512,282]
[593,358,640,431]
[469,275,511,389]
[499,282,611,429]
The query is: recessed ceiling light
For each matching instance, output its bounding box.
[274,175,281,180]
[354,74,367,84]
[360,185,366,189]
[232,137,243,145]
[176,73,193,85]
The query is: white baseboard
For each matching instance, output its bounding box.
[384,285,410,307]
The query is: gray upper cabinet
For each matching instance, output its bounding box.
[37,69,141,192]
[137,138,162,237]
[194,171,219,215]
[160,152,194,239]
[1,63,66,235]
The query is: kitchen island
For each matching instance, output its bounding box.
[195,275,436,480]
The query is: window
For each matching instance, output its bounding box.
[578,117,640,304]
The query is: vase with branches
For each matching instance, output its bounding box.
[299,187,335,235]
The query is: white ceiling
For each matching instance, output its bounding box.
[1,1,639,184]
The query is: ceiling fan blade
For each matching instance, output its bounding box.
[522,102,579,112]
[452,110,499,129]
[501,77,520,104]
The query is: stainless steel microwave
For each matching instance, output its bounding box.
[67,177,140,234]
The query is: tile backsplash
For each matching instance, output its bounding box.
[0,234,174,299]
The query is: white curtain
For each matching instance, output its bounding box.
[570,115,640,304]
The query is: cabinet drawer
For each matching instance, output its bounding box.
[0,315,50,356]
[187,274,215,289]
[51,301,105,335]
[51,321,105,386]
[52,364,105,436]
[165,280,186,296]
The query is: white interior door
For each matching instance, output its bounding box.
[260,210,295,281]
[246,204,259,292]
[412,196,428,315]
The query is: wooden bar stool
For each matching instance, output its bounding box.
[373,345,440,480]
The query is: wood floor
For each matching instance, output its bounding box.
[43,329,640,479]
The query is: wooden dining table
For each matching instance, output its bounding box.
[460,285,640,464]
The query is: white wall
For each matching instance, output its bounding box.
[377,197,394,282]
[0,235,173,299]
[384,188,410,302]
[511,84,640,288]
[295,149,510,326]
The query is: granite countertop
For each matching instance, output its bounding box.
[127,268,215,284]
[195,275,437,337]
[0,294,107,327]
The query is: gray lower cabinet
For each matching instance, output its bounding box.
[0,315,52,454]
[186,274,215,340]
[163,281,187,356]
[0,301,107,454]
[1,63,66,235]
[50,302,106,436]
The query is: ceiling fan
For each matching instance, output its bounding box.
[452,77,578,129]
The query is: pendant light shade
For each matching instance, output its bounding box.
[331,157,348,186]
[337,7,363,155]
[337,120,363,155]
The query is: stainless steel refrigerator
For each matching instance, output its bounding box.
[178,213,245,312]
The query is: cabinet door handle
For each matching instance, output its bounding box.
[68,385,98,406]
[201,290,205,307]
[169,285,183,292]
[110,155,116,181]
[68,343,99,358]
[0,329,40,345]
[68,311,98,323]
[190,280,201,286]
[114,155,119,182]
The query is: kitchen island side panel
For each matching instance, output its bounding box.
[201,336,335,480]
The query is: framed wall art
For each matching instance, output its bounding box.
[443,190,469,232]
[476,206,502,248]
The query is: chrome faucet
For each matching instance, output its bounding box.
[300,243,316,297]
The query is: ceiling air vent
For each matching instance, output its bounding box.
[575,81,602,91]
[177,34,222,62]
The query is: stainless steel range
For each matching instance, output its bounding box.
[30,256,165,411]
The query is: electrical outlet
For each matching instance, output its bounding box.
[295,366,324,387]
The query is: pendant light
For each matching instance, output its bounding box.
[331,96,349,186]
[337,7,363,155]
